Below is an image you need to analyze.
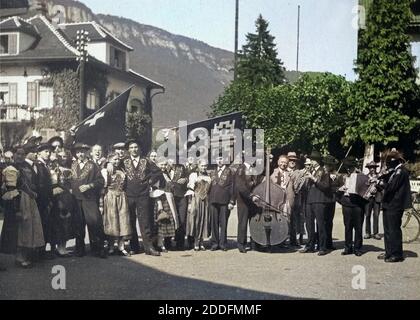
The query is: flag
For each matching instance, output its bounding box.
[171,112,244,163]
[73,86,133,148]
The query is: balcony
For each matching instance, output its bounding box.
[0,104,37,122]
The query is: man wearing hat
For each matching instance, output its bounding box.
[336,156,366,257]
[70,143,107,258]
[364,161,382,240]
[287,152,303,247]
[300,151,333,255]
[35,143,55,259]
[123,140,161,256]
[323,155,340,250]
[376,150,411,262]
[112,143,127,162]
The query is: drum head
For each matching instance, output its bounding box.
[249,213,289,246]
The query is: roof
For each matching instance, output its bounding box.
[0,15,163,90]
[59,21,134,51]
[0,16,39,38]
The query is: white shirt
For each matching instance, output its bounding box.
[131,156,140,167]
[217,165,226,178]
[78,159,87,170]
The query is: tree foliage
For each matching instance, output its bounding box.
[236,14,286,87]
[126,109,152,142]
[211,73,351,154]
[344,0,420,146]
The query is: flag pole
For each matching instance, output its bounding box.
[234,0,239,80]
[296,5,301,73]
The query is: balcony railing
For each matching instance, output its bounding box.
[0,105,38,122]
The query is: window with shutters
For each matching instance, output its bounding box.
[38,85,54,109]
[27,82,38,107]
[0,34,18,55]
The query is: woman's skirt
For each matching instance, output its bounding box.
[103,190,132,238]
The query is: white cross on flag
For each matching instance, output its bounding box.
[73,86,133,148]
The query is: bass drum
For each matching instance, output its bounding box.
[249,212,289,246]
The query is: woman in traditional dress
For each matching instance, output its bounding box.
[49,149,75,257]
[151,160,177,252]
[186,161,211,251]
[12,147,45,268]
[101,153,131,256]
[0,163,19,256]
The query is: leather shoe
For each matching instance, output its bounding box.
[146,249,161,256]
[373,234,381,240]
[299,247,315,253]
[210,245,219,251]
[238,244,247,253]
[220,246,227,252]
[341,250,353,255]
[119,249,131,257]
[318,250,328,256]
[364,234,371,239]
[385,256,404,263]
[377,253,388,260]
[354,251,363,257]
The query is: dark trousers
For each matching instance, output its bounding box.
[305,203,327,250]
[342,205,364,252]
[174,196,188,248]
[73,199,105,251]
[365,199,380,235]
[128,196,153,252]
[210,203,230,247]
[237,197,255,247]
[325,203,335,249]
[383,208,403,259]
[289,202,299,244]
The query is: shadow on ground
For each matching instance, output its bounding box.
[0,248,313,300]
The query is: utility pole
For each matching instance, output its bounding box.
[234,0,239,80]
[76,29,90,121]
[296,5,301,73]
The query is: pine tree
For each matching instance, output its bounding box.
[236,14,286,87]
[344,0,419,146]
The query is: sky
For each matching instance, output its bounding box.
[80,0,361,80]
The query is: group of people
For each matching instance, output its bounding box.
[0,136,412,270]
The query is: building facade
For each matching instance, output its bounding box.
[0,11,164,152]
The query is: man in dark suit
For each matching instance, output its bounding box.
[336,157,366,256]
[209,156,234,251]
[377,150,411,263]
[35,143,54,258]
[231,160,259,253]
[70,143,106,258]
[123,140,161,256]
[300,151,333,256]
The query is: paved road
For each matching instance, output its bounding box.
[1,207,419,300]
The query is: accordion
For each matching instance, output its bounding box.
[344,173,370,199]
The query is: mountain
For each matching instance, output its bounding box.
[31,0,233,128]
[27,0,309,128]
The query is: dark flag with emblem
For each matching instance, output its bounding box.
[172,112,244,164]
[73,86,133,148]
